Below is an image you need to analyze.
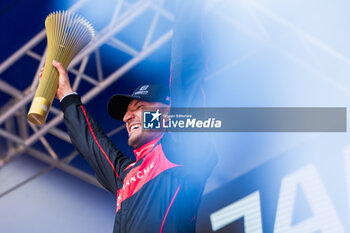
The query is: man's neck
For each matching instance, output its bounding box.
[133,137,162,161]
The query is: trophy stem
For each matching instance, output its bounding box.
[27,96,52,125]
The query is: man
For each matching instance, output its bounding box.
[52,61,216,233]
[50,1,217,232]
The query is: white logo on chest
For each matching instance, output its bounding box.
[123,162,155,190]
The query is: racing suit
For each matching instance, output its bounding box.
[60,95,217,233]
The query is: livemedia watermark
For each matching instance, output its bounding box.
[142,107,346,132]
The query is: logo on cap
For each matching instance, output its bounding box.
[139,85,149,91]
[134,85,149,96]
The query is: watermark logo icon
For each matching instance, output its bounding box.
[143,109,161,129]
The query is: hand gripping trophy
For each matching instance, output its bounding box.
[27,11,94,125]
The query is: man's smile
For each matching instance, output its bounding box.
[128,123,142,136]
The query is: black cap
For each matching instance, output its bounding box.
[107,84,170,121]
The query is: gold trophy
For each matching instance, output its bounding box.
[27,11,94,125]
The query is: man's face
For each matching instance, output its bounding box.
[123,99,167,149]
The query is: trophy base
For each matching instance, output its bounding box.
[27,97,51,125]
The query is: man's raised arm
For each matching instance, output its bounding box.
[52,60,132,194]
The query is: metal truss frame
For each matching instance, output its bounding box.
[204,0,350,187]
[207,0,350,90]
[0,0,174,189]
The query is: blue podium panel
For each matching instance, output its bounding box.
[0,155,115,233]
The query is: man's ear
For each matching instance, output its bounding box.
[161,105,171,125]
[164,105,170,115]
[157,103,170,123]
[156,102,170,113]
